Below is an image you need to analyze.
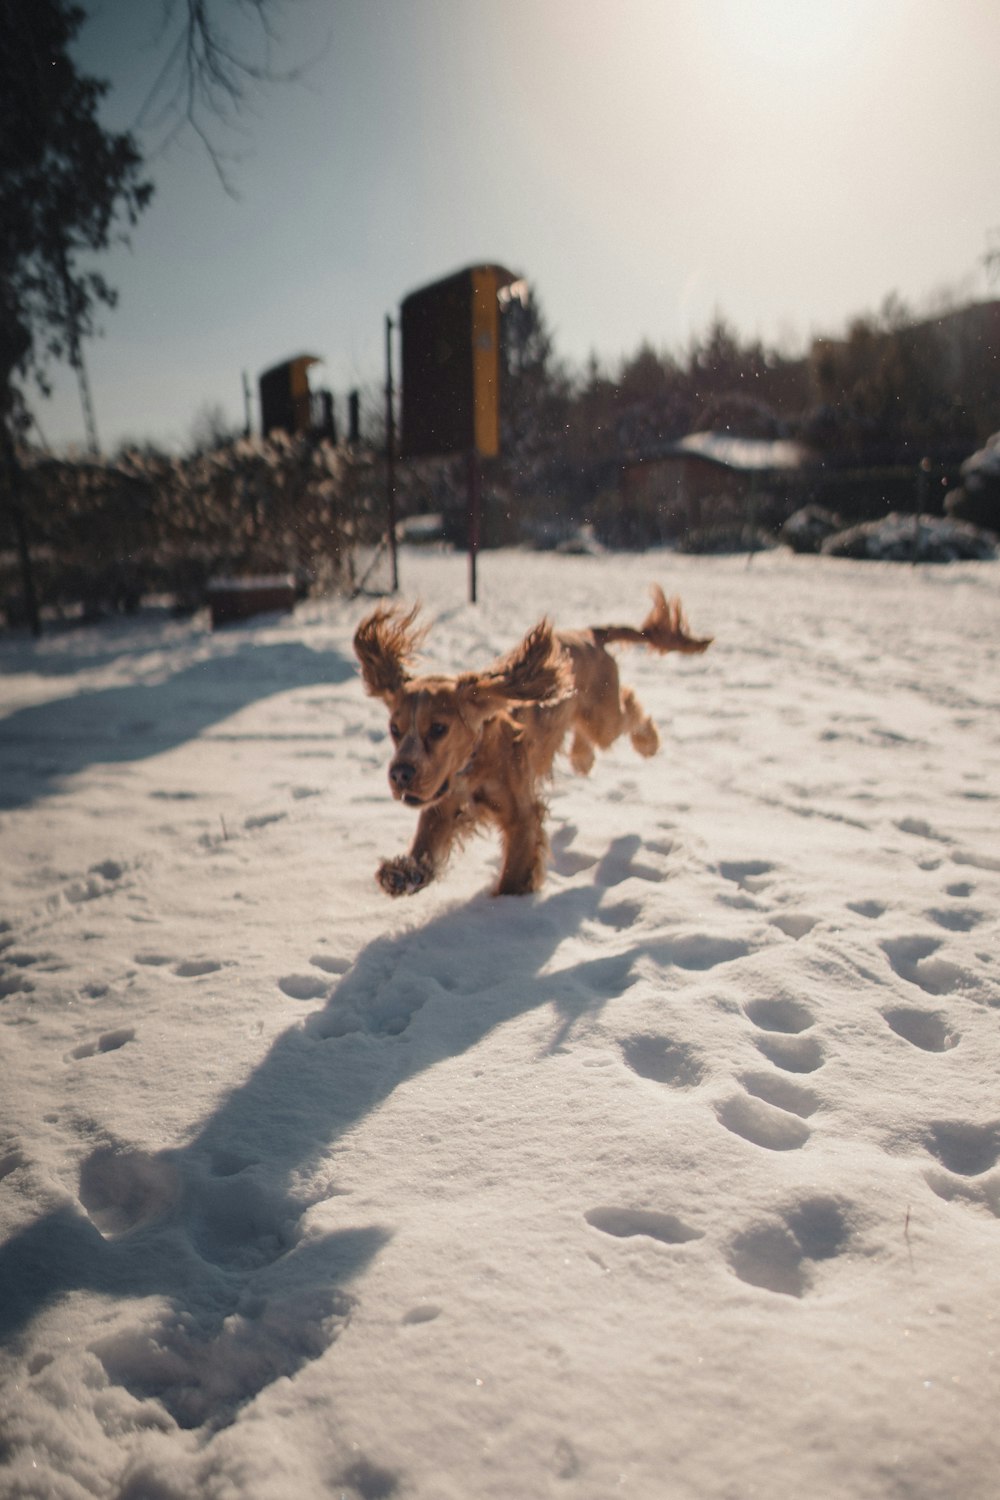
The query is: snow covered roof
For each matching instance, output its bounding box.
[664,431,812,471]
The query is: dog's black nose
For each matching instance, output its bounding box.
[390,762,416,791]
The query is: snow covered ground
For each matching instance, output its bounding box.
[1,545,998,1500]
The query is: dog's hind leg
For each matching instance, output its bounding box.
[568,728,596,775]
[622,685,660,757]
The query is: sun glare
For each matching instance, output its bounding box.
[711,0,876,71]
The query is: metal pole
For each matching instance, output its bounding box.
[914,457,930,565]
[1,429,40,636]
[59,243,100,455]
[72,344,100,457]
[242,371,253,438]
[385,314,399,593]
[467,448,481,603]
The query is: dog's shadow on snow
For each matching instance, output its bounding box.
[0,861,649,1431]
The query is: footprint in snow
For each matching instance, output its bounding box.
[896,817,950,845]
[244,812,287,831]
[755,1032,825,1074]
[336,1455,401,1500]
[667,933,751,970]
[77,1140,308,1276]
[173,960,224,978]
[744,996,815,1034]
[881,936,969,997]
[70,1028,135,1061]
[59,859,131,905]
[744,996,826,1074]
[185,1169,305,1270]
[209,1149,258,1176]
[308,953,352,977]
[402,1303,442,1326]
[0,1146,28,1181]
[923,1119,1000,1177]
[882,1007,958,1053]
[277,946,353,1001]
[726,1195,851,1297]
[92,1283,353,1432]
[584,1206,704,1246]
[848,898,886,920]
[5,949,59,972]
[737,1071,820,1118]
[63,874,122,905]
[0,973,35,998]
[769,911,820,940]
[925,906,984,933]
[716,1093,811,1152]
[951,848,1000,874]
[279,973,330,1001]
[925,1169,1000,1220]
[78,1143,181,1237]
[620,1033,705,1089]
[604,778,641,806]
[719,859,776,893]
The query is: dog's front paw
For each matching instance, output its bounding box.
[376,854,433,897]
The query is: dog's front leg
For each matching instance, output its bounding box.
[376,802,456,897]
[495,796,548,896]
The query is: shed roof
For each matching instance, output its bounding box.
[634,431,812,472]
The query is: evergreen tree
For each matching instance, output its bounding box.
[1,0,153,629]
[0,0,153,436]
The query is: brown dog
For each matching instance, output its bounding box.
[354,586,710,897]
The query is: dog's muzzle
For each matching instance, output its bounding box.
[391,767,451,808]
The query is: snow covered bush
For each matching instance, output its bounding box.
[820,512,997,562]
[4,438,386,621]
[945,431,1000,531]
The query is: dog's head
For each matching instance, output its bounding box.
[354,605,569,808]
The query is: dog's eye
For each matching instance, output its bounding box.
[389,722,401,742]
[428,722,449,740]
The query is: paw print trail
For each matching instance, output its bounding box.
[2,548,1000,1499]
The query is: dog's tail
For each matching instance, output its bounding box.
[592,585,712,655]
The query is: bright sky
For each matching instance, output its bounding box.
[36,0,1000,452]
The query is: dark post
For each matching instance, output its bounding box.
[467,449,482,604]
[1,432,40,637]
[745,472,758,568]
[914,456,930,564]
[59,242,100,456]
[242,371,253,438]
[385,315,399,593]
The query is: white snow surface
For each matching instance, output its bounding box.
[1,547,998,1500]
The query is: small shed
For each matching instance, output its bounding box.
[620,432,813,542]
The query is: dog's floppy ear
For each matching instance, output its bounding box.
[353,605,425,701]
[457,617,570,723]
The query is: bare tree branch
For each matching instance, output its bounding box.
[133,0,318,198]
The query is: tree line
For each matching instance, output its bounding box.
[496,287,1000,527]
[3,2,999,628]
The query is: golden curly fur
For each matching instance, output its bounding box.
[354,586,711,897]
